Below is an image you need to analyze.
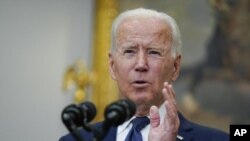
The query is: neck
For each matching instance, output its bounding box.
[135,99,164,116]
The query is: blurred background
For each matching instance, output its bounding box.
[0,0,249,140]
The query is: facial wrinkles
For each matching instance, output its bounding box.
[113,18,176,101]
[116,20,173,78]
[117,19,172,57]
[116,34,171,60]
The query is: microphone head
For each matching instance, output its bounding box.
[61,104,81,131]
[104,99,136,126]
[118,99,136,120]
[78,101,96,122]
[61,101,96,130]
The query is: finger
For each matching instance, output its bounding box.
[168,84,178,109]
[162,83,177,110]
[168,84,176,98]
[163,82,172,101]
[163,82,175,99]
[163,100,179,131]
[162,87,178,125]
[162,82,180,135]
[164,100,176,118]
[162,86,174,108]
[149,105,160,128]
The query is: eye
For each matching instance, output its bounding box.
[124,49,136,54]
[148,50,162,56]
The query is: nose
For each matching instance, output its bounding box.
[135,51,148,72]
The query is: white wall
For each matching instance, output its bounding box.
[0,0,94,140]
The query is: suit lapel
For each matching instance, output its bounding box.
[102,126,117,141]
[177,113,194,141]
[98,113,194,141]
[178,130,194,141]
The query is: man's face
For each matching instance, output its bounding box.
[109,17,181,113]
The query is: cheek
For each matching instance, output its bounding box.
[115,59,133,79]
[150,61,172,81]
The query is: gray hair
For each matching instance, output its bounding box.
[110,8,182,58]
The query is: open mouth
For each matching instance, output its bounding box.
[134,80,147,84]
[132,80,149,87]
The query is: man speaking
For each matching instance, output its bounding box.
[59,8,229,141]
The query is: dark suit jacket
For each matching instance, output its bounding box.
[59,113,229,141]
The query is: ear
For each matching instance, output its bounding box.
[109,53,117,80]
[171,55,181,82]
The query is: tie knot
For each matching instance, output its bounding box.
[131,117,150,131]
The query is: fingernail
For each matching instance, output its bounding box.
[164,81,168,86]
[162,88,167,93]
[150,106,158,115]
[150,106,156,114]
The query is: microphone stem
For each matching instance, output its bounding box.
[63,115,85,141]
[72,128,85,141]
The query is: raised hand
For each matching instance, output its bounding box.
[148,82,180,141]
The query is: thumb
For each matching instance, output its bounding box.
[149,105,160,128]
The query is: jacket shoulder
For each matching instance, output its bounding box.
[179,113,229,141]
[190,121,229,141]
[59,122,103,141]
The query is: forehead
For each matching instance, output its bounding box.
[116,17,172,46]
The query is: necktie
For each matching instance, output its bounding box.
[125,117,150,141]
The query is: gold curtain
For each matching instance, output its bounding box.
[91,0,119,121]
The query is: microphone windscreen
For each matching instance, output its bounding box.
[117,99,136,120]
[78,101,96,122]
[104,99,136,126]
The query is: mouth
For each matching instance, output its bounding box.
[132,80,150,88]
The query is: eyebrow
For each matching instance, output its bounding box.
[119,42,137,48]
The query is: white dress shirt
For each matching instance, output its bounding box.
[116,104,166,141]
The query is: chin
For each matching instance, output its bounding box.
[122,90,153,103]
[135,101,152,116]
[133,95,153,106]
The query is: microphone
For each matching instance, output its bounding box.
[93,99,136,141]
[90,99,136,141]
[61,101,96,132]
[103,99,136,128]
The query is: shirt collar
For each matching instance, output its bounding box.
[117,103,165,134]
[116,104,183,140]
[117,116,134,134]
